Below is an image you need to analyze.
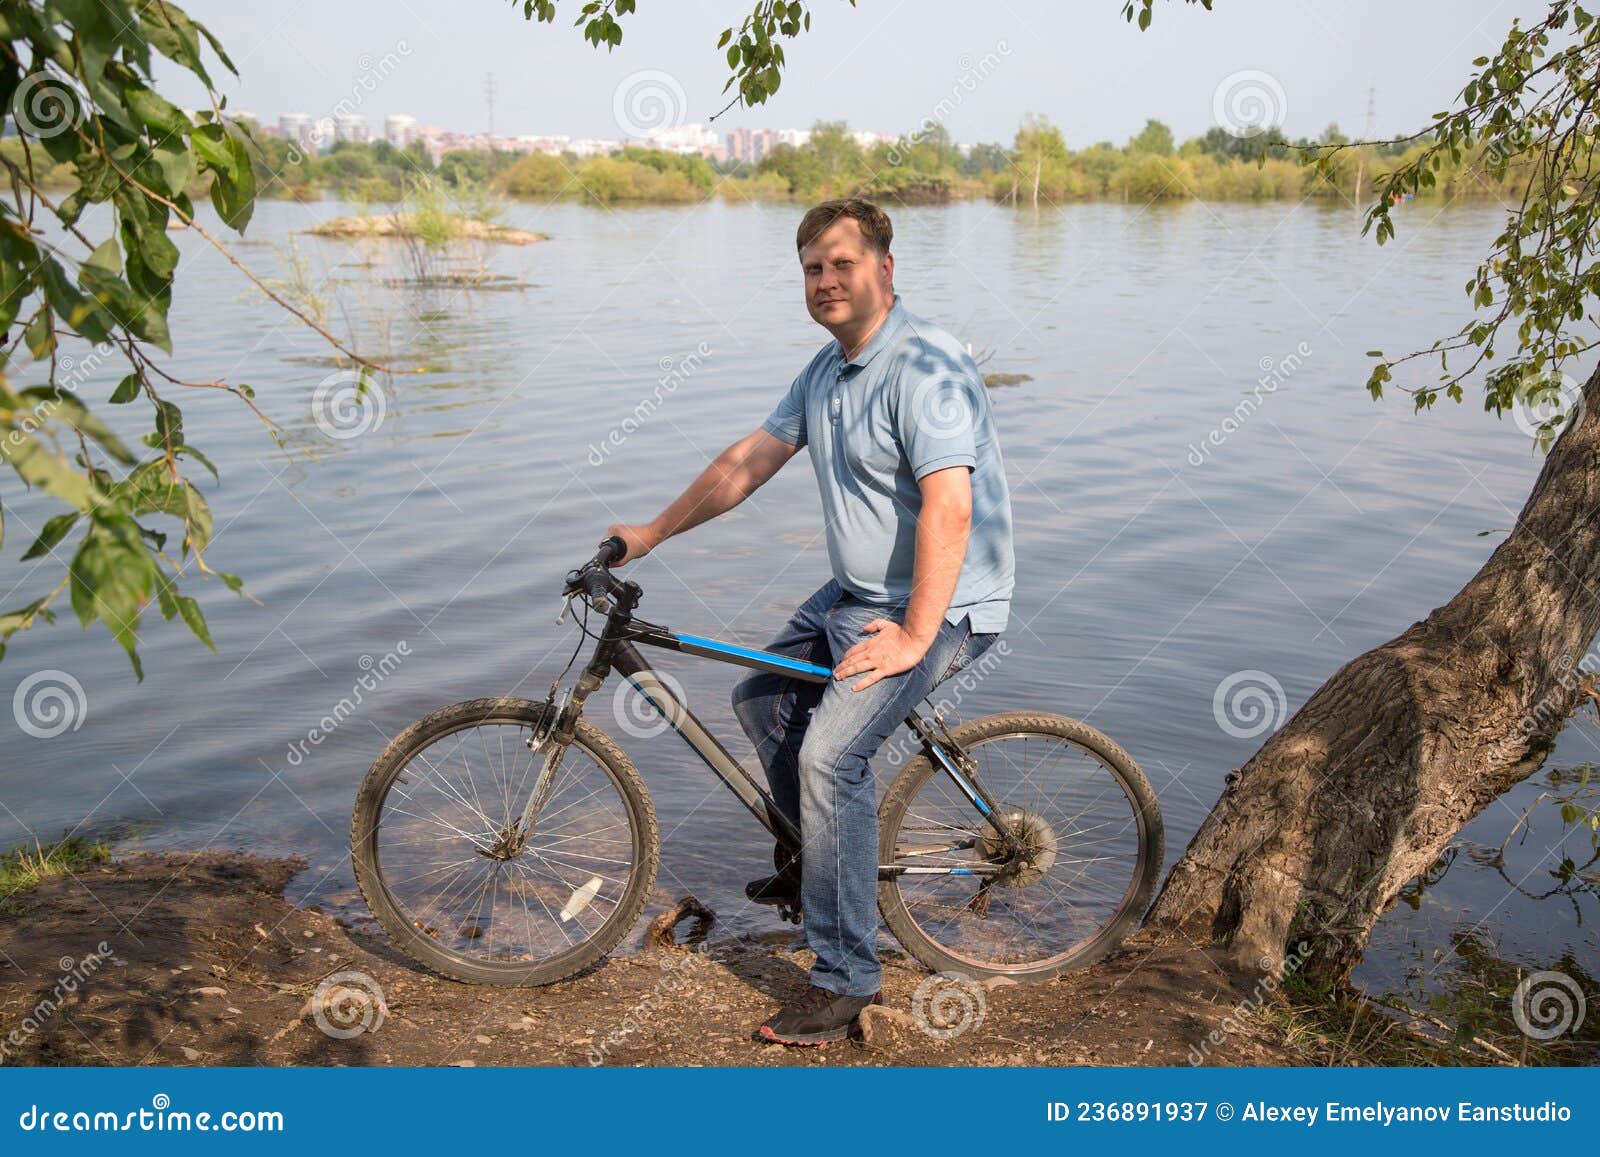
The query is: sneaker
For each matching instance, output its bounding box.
[758,984,882,1045]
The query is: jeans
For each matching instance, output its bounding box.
[730,579,1002,997]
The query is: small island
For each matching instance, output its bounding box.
[309,214,548,245]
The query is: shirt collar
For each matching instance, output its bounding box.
[837,294,905,371]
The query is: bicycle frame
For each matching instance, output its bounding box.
[543,576,1021,877]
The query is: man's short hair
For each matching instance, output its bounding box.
[796,198,893,257]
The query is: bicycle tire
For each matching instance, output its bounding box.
[877,710,1163,980]
[352,697,658,986]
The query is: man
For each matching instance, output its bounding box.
[605,197,1014,1045]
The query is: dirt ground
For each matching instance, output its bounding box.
[0,853,1306,1067]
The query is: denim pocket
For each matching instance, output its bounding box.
[939,626,974,682]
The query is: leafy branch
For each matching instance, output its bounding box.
[0,1,388,678]
[1133,0,1600,450]
[513,0,853,116]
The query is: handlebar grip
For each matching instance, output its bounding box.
[596,535,626,566]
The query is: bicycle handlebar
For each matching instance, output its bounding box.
[565,536,629,603]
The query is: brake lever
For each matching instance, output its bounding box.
[555,592,575,625]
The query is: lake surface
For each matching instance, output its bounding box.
[2,194,1596,1010]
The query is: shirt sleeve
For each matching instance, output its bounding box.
[895,345,980,480]
[762,370,809,448]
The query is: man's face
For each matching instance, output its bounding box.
[799,217,894,333]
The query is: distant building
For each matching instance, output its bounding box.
[384,114,418,149]
[278,112,313,150]
[334,114,369,143]
[638,122,721,158]
[725,127,778,165]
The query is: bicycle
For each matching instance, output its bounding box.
[352,537,1164,986]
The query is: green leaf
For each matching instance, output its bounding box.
[109,372,142,404]
[0,597,57,640]
[24,311,54,359]
[19,386,139,465]
[20,511,80,560]
[1,428,97,510]
[68,520,157,680]
[176,594,214,650]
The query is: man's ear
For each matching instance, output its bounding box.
[881,249,895,287]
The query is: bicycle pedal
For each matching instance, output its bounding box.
[777,902,803,925]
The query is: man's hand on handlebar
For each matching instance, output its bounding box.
[603,523,659,565]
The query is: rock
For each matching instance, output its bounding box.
[180,1046,202,1061]
[855,1005,921,1049]
[449,1060,476,1067]
[189,986,228,997]
[982,976,1017,990]
[474,1034,491,1045]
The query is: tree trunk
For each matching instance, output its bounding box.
[1147,363,1600,987]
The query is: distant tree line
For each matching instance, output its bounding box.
[3,112,1525,210]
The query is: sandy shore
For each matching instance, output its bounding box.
[0,852,1307,1067]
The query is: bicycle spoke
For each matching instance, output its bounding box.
[370,719,639,970]
[889,728,1147,972]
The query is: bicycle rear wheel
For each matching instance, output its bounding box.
[352,697,658,986]
[877,711,1162,980]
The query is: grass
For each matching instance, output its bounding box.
[0,835,110,911]
[1260,982,1594,1067]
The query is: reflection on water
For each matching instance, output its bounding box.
[1,197,1596,1020]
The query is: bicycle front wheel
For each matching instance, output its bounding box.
[878,711,1163,980]
[352,697,658,986]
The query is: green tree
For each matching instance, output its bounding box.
[1002,113,1074,205]
[1128,117,1174,156]
[1125,0,1600,989]
[962,142,1008,177]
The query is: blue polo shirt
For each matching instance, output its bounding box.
[763,294,1014,633]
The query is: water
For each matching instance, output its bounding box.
[2,195,1596,1004]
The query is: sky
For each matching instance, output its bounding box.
[158,0,1552,146]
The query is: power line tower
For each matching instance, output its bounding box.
[484,72,497,145]
[1354,83,1377,209]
